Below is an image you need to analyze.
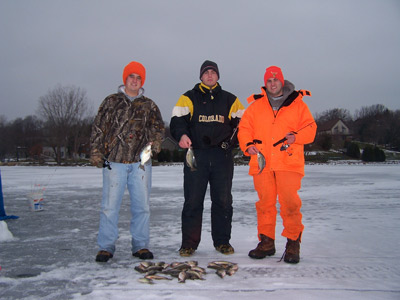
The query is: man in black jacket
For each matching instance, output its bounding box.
[170,60,245,257]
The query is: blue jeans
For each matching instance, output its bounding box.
[97,161,152,254]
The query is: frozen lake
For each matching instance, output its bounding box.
[0,163,399,299]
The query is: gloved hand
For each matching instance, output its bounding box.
[285,132,296,144]
[90,154,103,168]
[152,141,162,153]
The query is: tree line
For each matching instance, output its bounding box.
[1,85,94,164]
[313,106,400,151]
[1,85,399,164]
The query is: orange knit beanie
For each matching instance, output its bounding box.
[122,61,146,86]
[264,66,284,87]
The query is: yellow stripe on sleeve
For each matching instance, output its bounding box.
[171,95,194,119]
[229,98,245,119]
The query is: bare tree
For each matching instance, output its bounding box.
[0,115,8,160]
[0,115,44,161]
[354,104,387,119]
[314,108,352,124]
[69,115,94,161]
[353,104,393,145]
[38,85,92,164]
[0,115,7,126]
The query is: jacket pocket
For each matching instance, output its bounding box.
[282,146,303,170]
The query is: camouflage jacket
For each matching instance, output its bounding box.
[90,90,165,163]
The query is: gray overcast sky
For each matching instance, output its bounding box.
[1,0,399,123]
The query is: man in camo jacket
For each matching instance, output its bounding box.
[90,61,164,262]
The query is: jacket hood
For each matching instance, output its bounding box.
[265,80,295,102]
[247,80,295,104]
[118,85,145,101]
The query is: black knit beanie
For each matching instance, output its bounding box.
[199,60,220,79]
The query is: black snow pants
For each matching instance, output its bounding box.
[181,147,234,249]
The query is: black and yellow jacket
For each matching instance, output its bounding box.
[170,82,244,149]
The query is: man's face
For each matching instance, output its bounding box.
[201,69,218,88]
[266,77,283,97]
[125,73,142,96]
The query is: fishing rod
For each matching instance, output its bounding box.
[273,121,316,147]
[221,125,239,150]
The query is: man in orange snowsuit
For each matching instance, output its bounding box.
[238,66,316,264]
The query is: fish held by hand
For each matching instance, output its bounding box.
[186,147,197,171]
[139,142,153,170]
[257,151,266,174]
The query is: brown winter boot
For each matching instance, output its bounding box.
[283,233,301,264]
[248,234,276,259]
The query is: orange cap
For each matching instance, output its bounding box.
[264,66,284,87]
[122,61,146,86]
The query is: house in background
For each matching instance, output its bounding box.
[318,119,351,136]
[317,119,352,148]
[161,137,179,151]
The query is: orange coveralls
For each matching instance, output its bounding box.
[238,87,316,241]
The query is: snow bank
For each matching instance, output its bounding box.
[0,220,14,242]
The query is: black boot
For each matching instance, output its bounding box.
[95,250,113,262]
[132,249,154,260]
[248,234,276,259]
[283,233,301,264]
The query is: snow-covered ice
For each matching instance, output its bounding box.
[0,221,14,242]
[0,163,399,299]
